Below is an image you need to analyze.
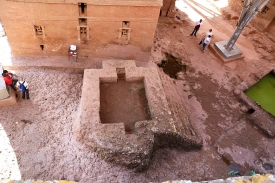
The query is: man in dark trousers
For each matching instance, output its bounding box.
[202,35,212,52]
[190,19,202,37]
[16,77,30,99]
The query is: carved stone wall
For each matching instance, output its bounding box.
[160,0,176,17]
[0,0,162,57]
[73,60,202,171]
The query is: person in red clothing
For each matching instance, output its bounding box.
[2,70,18,91]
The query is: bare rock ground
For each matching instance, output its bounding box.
[1,0,275,182]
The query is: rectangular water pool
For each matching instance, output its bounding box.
[245,73,275,116]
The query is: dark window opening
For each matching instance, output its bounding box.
[80,27,87,35]
[78,3,87,16]
[79,18,87,25]
[40,44,44,50]
[81,3,85,14]
[122,21,130,28]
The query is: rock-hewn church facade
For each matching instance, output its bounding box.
[0,0,166,57]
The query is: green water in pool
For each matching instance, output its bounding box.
[245,73,275,116]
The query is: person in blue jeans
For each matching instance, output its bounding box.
[202,35,212,52]
[16,77,29,99]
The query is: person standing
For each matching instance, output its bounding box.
[16,77,29,100]
[202,35,212,52]
[199,29,213,45]
[2,70,18,91]
[190,19,202,36]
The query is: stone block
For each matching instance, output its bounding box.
[161,9,168,17]
[0,88,17,107]
[167,11,176,18]
[208,43,245,64]
[73,60,202,171]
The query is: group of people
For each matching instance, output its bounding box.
[190,19,213,52]
[2,70,29,100]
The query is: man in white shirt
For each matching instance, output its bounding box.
[190,19,202,36]
[16,77,29,99]
[202,35,212,52]
[199,29,213,45]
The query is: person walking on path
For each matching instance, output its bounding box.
[2,70,18,91]
[199,29,213,45]
[190,19,202,36]
[202,35,212,52]
[16,77,29,100]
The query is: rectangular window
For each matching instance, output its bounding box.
[119,21,131,40]
[121,29,129,37]
[78,3,87,16]
[79,18,87,25]
[122,21,130,28]
[80,27,87,36]
[77,26,89,41]
[34,25,44,36]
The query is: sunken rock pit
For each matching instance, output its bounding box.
[73,60,202,171]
